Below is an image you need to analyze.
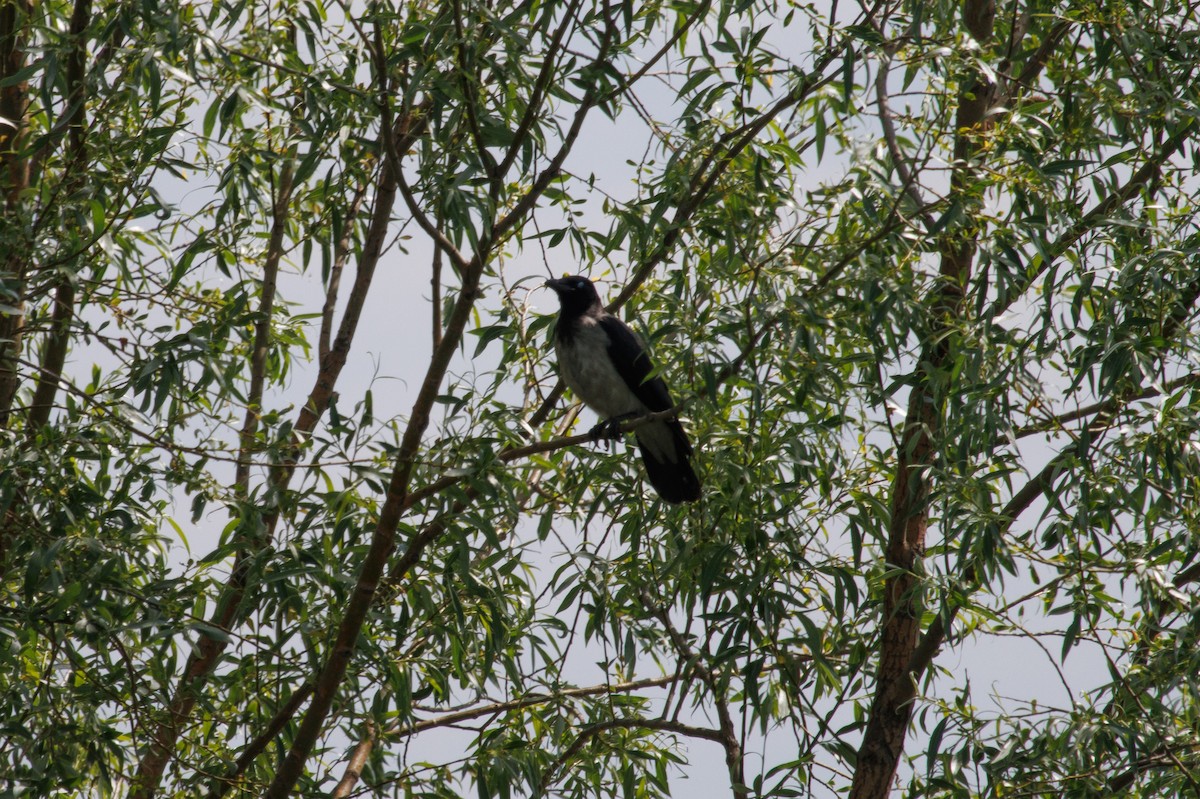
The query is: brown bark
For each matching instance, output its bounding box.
[330,729,375,799]
[0,0,32,211]
[851,12,1200,787]
[0,0,35,424]
[262,105,512,786]
[25,0,90,432]
[319,177,369,362]
[539,718,728,795]
[849,2,995,796]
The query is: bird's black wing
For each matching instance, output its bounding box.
[596,314,674,412]
[597,313,701,502]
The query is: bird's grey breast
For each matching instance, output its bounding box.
[556,317,647,419]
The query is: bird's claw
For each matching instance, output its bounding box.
[588,414,634,443]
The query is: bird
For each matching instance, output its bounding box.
[544,275,701,504]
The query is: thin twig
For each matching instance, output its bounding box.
[640,593,746,797]
[539,718,726,795]
[321,175,371,362]
[391,674,681,738]
[874,58,935,230]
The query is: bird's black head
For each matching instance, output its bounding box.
[545,275,602,317]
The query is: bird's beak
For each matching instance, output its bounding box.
[544,277,568,293]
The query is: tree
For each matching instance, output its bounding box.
[2,0,1200,796]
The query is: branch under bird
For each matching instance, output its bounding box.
[544,275,701,504]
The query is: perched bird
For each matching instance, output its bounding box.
[545,275,701,504]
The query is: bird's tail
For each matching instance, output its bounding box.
[637,421,701,504]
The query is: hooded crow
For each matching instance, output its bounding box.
[545,275,701,504]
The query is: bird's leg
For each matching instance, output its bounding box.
[588,412,637,444]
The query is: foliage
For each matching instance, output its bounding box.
[2,0,1200,796]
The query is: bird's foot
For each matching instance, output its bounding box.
[588,413,636,443]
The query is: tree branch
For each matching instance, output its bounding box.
[23,0,90,432]
[494,0,584,181]
[233,154,297,493]
[330,724,376,799]
[641,593,746,797]
[984,117,1200,325]
[851,2,995,795]
[1108,749,1192,794]
[132,103,425,799]
[905,447,1074,682]
[0,0,34,425]
[1001,19,1073,106]
[320,175,370,363]
[205,682,313,799]
[488,8,616,248]
[389,674,681,738]
[874,58,936,231]
[611,48,844,312]
[259,13,621,787]
[395,167,469,271]
[903,267,1200,782]
[450,0,497,188]
[274,110,428,507]
[1011,371,1200,442]
[896,274,1200,792]
[430,220,443,350]
[539,718,726,796]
